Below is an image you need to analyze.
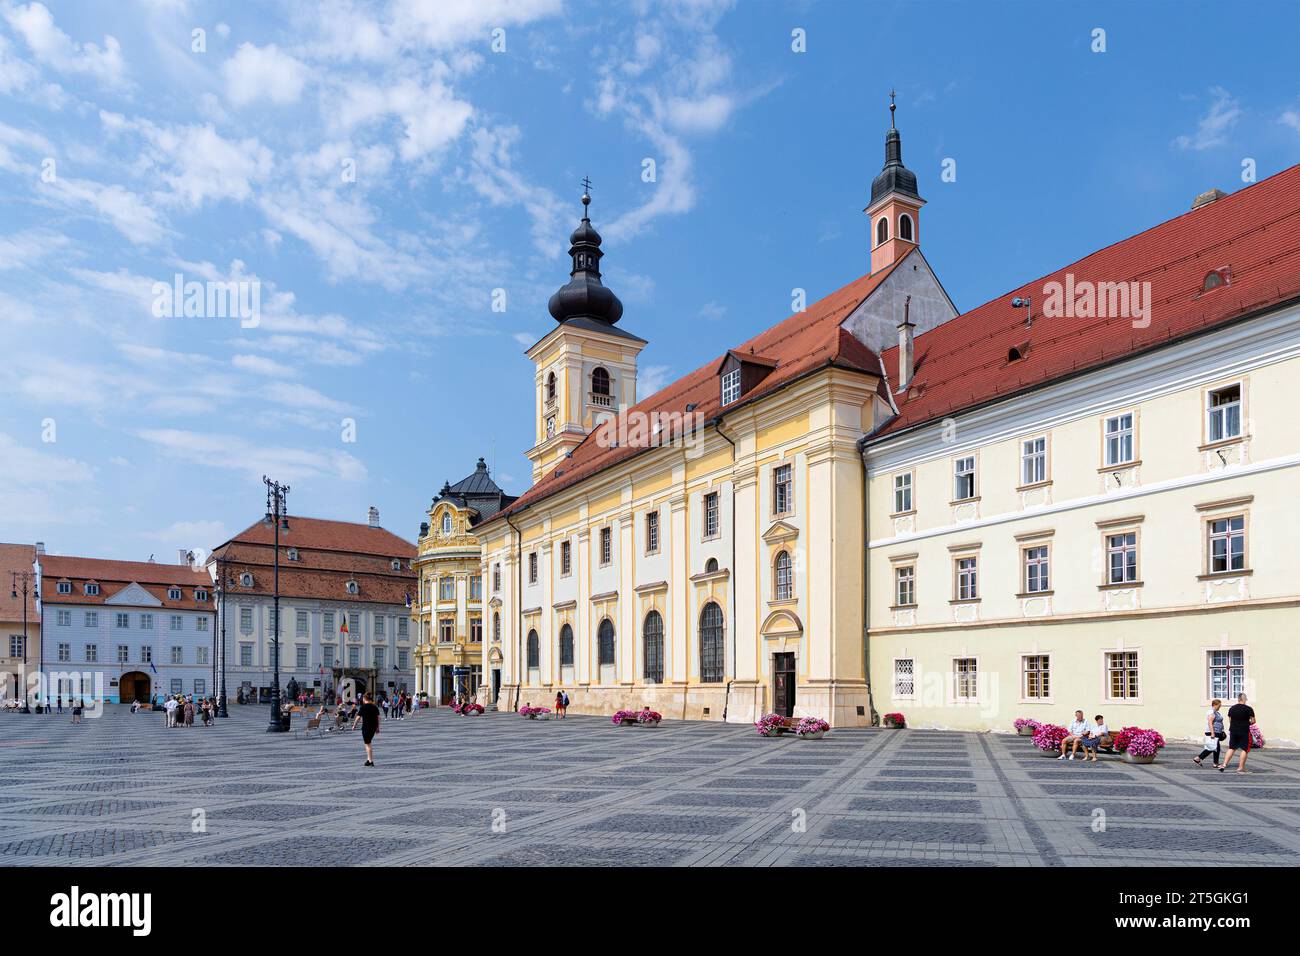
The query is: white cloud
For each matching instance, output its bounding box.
[138,427,367,482]
[1174,86,1242,151]
[511,331,535,348]
[2,1,127,85]
[232,353,295,377]
[1280,109,1300,135]
[262,381,349,415]
[39,176,168,244]
[637,364,673,401]
[0,431,98,527]
[391,0,562,50]
[222,42,309,107]
[465,125,566,255]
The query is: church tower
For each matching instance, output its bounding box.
[524,185,646,483]
[865,92,924,275]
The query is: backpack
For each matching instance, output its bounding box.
[562,692,570,706]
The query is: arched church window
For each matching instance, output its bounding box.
[899,213,914,242]
[546,372,556,402]
[591,366,611,396]
[876,216,889,246]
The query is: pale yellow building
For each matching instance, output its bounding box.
[475,123,1300,742]
[412,460,515,706]
[474,150,955,725]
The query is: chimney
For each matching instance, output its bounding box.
[1191,188,1227,210]
[178,549,191,567]
[367,506,380,528]
[34,542,45,556]
[897,294,915,390]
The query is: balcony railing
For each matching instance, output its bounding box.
[588,391,613,408]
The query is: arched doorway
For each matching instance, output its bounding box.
[119,671,150,705]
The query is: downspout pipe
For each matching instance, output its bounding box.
[857,433,880,726]
[505,510,523,714]
[714,419,738,723]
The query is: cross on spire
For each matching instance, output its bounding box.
[579,175,593,217]
[889,88,896,128]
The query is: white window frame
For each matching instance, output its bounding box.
[892,472,913,515]
[703,492,720,539]
[894,564,915,607]
[953,657,979,702]
[892,657,915,699]
[1021,654,1051,702]
[1023,544,1050,594]
[1206,648,1245,701]
[721,368,741,405]
[1205,382,1243,445]
[1103,412,1136,467]
[1020,435,1048,487]
[1104,649,1141,702]
[952,456,976,502]
[772,464,793,516]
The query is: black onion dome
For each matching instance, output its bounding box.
[870,125,922,206]
[548,193,624,325]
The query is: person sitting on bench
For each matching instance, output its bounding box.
[1058,711,1089,760]
[1079,715,1110,762]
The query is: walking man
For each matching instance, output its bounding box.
[1218,693,1257,774]
[352,693,381,767]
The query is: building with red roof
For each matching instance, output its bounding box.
[473,108,1300,734]
[208,508,416,704]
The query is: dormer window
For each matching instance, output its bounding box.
[239,572,254,587]
[57,580,72,595]
[391,559,402,571]
[168,587,182,600]
[84,582,100,596]
[346,580,359,595]
[286,548,299,561]
[195,589,208,602]
[441,513,453,534]
[1202,268,1230,293]
[721,367,741,405]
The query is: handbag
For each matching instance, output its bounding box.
[1203,733,1220,751]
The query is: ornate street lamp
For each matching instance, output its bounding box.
[263,476,291,733]
[9,571,35,710]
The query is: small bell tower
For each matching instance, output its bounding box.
[524,181,645,483]
[865,91,924,275]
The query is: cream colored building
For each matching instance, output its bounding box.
[412,460,514,706]
[474,121,1300,740]
[864,172,1300,744]
[475,150,955,725]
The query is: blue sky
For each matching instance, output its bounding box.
[1,0,1297,561]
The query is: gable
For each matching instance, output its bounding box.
[840,247,958,356]
[105,583,163,607]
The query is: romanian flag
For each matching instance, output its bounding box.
[339,617,349,636]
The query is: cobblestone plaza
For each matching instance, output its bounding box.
[0,707,1297,867]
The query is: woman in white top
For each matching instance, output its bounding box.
[1193,699,1226,767]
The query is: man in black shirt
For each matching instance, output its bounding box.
[352,693,381,766]
[1219,693,1256,774]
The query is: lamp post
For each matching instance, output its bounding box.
[9,571,34,710]
[216,557,229,718]
[263,476,291,733]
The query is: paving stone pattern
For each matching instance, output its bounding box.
[0,706,1297,866]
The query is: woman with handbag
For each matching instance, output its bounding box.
[1193,698,1226,766]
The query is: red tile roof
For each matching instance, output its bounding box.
[39,555,212,610]
[212,516,415,559]
[871,163,1300,439]
[210,517,416,607]
[0,543,38,621]
[489,261,902,522]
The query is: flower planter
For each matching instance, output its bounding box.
[1123,751,1155,764]
[883,719,904,729]
[799,729,825,739]
[1017,726,1037,736]
[638,719,661,727]
[1039,747,1063,757]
